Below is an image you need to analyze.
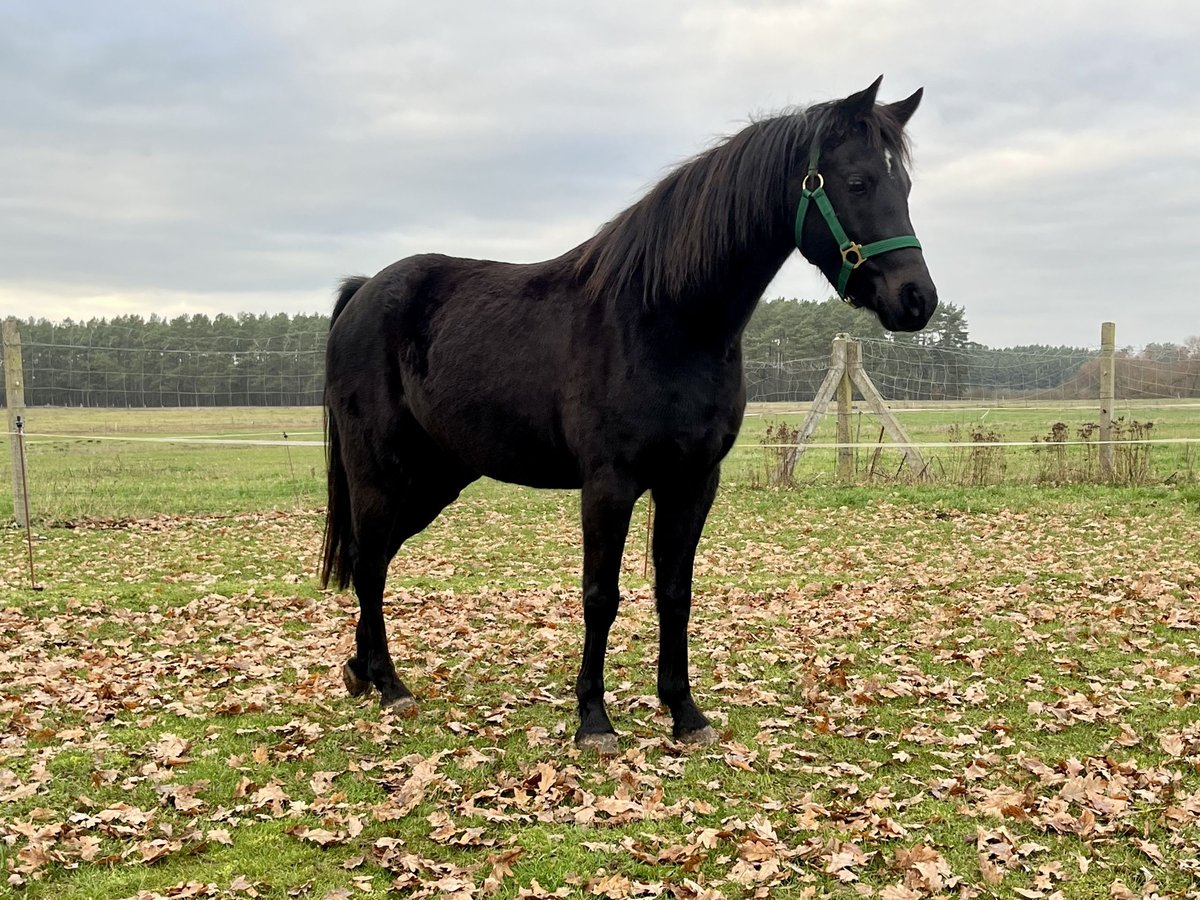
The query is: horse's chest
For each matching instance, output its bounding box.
[621,388,743,473]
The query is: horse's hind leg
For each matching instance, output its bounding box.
[344,464,472,708]
[342,501,409,707]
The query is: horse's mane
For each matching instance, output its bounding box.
[576,100,911,305]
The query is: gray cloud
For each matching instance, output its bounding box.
[1,0,1196,349]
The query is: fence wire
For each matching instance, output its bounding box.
[746,341,1200,405]
[3,328,1200,522]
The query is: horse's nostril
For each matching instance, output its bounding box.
[902,283,925,320]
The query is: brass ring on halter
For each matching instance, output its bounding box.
[802,171,824,192]
[841,242,865,268]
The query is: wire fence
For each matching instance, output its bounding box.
[745,340,1200,405]
[3,408,1196,525]
[6,325,1200,409]
[16,336,326,407]
[743,331,1199,488]
[3,325,1199,523]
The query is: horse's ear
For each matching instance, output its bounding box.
[838,75,884,120]
[884,87,923,127]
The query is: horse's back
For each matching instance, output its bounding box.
[326,252,588,487]
[326,250,751,489]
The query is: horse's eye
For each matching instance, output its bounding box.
[848,176,868,195]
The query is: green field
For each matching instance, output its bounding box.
[3,408,327,522]
[738,399,1199,488]
[1,408,1199,898]
[2,401,1196,523]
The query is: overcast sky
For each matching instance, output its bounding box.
[2,1,1196,350]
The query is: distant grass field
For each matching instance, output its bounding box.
[2,408,326,522]
[738,398,1198,487]
[2,402,1195,523]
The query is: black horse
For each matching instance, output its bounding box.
[320,77,937,753]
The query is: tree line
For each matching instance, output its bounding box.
[4,313,329,407]
[2,305,1197,407]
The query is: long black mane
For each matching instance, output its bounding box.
[576,100,912,306]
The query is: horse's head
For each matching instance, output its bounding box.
[792,77,937,333]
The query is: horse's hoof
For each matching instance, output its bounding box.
[575,731,619,756]
[342,661,372,697]
[676,725,719,746]
[381,694,418,714]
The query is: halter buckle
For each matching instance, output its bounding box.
[841,242,865,269]
[801,171,824,192]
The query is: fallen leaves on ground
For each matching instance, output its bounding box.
[1,494,1199,897]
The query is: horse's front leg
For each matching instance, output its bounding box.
[652,469,720,744]
[574,473,640,754]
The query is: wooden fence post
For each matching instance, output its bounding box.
[3,318,30,526]
[773,333,927,484]
[837,339,855,481]
[773,334,847,483]
[1098,321,1116,481]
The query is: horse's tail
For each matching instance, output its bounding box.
[319,410,353,589]
[319,275,370,590]
[331,275,369,325]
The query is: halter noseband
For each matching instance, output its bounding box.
[793,142,922,303]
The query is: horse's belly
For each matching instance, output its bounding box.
[473,430,581,488]
[411,397,582,489]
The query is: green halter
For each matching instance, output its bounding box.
[793,142,922,302]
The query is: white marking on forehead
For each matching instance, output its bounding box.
[884,148,894,176]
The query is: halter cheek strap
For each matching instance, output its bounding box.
[794,143,922,302]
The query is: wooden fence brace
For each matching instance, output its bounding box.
[774,334,847,483]
[3,318,30,526]
[1098,321,1116,481]
[845,340,926,477]
[774,333,926,484]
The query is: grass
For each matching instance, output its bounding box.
[2,408,325,521]
[1,408,1199,898]
[3,401,1196,525]
[736,398,1199,486]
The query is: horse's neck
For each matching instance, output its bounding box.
[674,238,796,349]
